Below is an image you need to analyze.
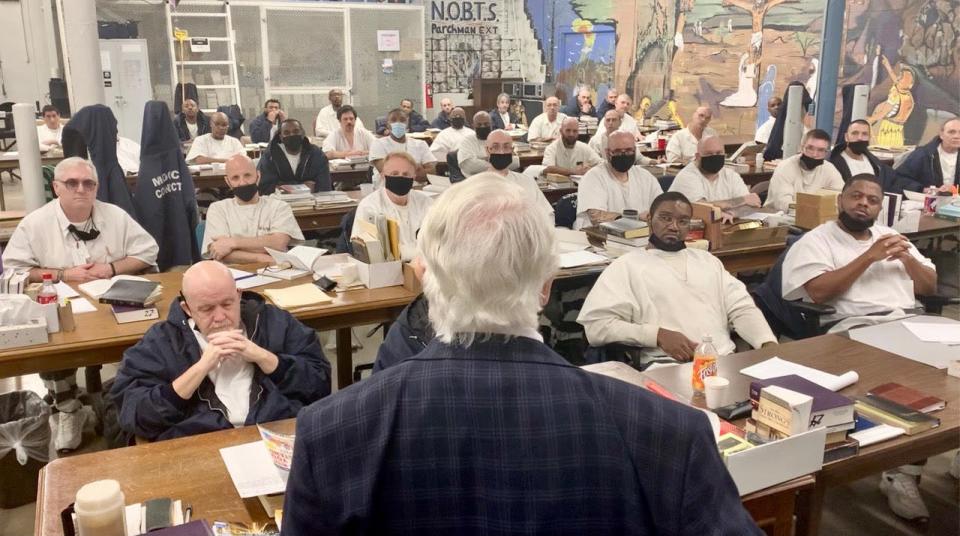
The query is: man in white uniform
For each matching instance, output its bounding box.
[613,93,641,139]
[482,130,553,221]
[37,105,64,148]
[369,108,437,185]
[665,106,717,163]
[429,107,473,162]
[185,112,245,164]
[754,97,781,145]
[575,131,662,229]
[669,136,760,211]
[764,129,844,211]
[352,151,434,261]
[579,191,776,367]
[314,89,365,137]
[203,154,304,264]
[781,174,938,521]
[2,157,158,451]
[458,111,518,177]
[527,96,566,142]
[589,110,658,165]
[321,105,375,160]
[542,117,602,176]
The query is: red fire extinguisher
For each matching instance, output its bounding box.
[425,83,433,109]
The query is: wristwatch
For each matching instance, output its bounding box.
[56,269,64,282]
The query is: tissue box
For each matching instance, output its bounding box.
[0,318,49,350]
[795,190,840,230]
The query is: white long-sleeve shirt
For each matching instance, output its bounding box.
[575,164,662,229]
[669,162,749,203]
[457,133,518,177]
[578,247,776,356]
[351,188,434,261]
[527,112,566,140]
[314,105,366,137]
[429,126,474,161]
[764,154,844,212]
[665,126,717,163]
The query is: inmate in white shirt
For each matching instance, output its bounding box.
[202,196,305,257]
[185,133,245,162]
[764,154,844,212]
[574,164,662,229]
[669,162,749,203]
[351,188,434,261]
[542,139,602,171]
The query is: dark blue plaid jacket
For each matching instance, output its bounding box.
[282,335,760,536]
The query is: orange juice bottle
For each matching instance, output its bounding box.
[691,335,718,393]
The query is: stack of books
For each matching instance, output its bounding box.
[597,218,650,247]
[98,279,163,324]
[654,119,679,130]
[854,392,941,436]
[277,184,316,210]
[314,191,357,209]
[542,173,575,188]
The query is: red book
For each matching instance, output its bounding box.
[867,382,946,414]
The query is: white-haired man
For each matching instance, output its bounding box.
[665,106,717,163]
[282,174,760,534]
[527,96,566,142]
[2,157,159,451]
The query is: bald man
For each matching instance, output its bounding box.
[542,117,603,176]
[430,106,474,161]
[563,87,597,117]
[666,106,717,163]
[111,260,330,441]
[589,109,658,165]
[202,154,304,263]
[527,96,567,142]
[595,88,618,120]
[484,129,553,220]
[458,110,518,176]
[431,97,455,129]
[669,136,759,211]
[185,112,245,164]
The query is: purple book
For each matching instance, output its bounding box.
[749,374,855,429]
[146,520,214,536]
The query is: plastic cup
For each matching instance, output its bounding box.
[703,376,730,409]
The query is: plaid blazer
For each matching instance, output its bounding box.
[282,335,760,536]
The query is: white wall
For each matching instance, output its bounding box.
[0,0,58,106]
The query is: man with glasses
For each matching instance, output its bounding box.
[574,131,662,229]
[579,191,776,368]
[2,157,158,451]
[483,130,553,220]
[764,129,844,212]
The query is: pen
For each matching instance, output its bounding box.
[234,274,257,282]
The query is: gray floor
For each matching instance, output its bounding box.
[1,178,958,534]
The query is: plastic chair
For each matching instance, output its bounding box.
[553,192,578,229]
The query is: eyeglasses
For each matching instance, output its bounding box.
[655,213,692,227]
[57,179,98,192]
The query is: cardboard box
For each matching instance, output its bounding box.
[312,253,405,290]
[795,190,840,230]
[402,262,422,294]
[0,318,49,350]
[724,427,827,496]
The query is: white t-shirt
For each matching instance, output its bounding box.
[754,117,775,144]
[282,145,301,174]
[191,323,253,427]
[594,114,639,138]
[185,133,245,162]
[351,188,434,261]
[782,221,934,321]
[542,139,602,170]
[1,199,158,270]
[186,121,199,140]
[527,112,567,140]
[841,152,875,177]
[116,137,141,175]
[665,126,718,163]
[369,136,437,186]
[321,127,375,154]
[938,145,957,186]
[37,124,63,147]
[314,105,366,138]
[429,126,474,161]
[588,132,654,165]
[486,170,554,221]
[669,162,749,203]
[201,196,305,257]
[575,164,663,229]
[764,154,844,212]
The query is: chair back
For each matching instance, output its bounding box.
[553,192,578,229]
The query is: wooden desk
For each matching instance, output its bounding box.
[126,169,368,192]
[909,214,960,241]
[0,269,417,389]
[642,333,960,536]
[0,152,63,172]
[712,242,785,273]
[35,417,814,536]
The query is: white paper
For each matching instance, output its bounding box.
[740,357,859,391]
[554,228,592,248]
[65,297,97,314]
[849,316,960,369]
[265,246,325,272]
[219,441,289,498]
[558,250,608,268]
[850,424,905,447]
[235,275,281,290]
[901,321,960,344]
[54,282,79,300]
[78,275,149,300]
[229,268,253,279]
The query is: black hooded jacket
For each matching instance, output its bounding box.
[62,104,136,216]
[763,82,812,162]
[257,131,331,195]
[829,142,922,194]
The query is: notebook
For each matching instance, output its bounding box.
[263,283,333,310]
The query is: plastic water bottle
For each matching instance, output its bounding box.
[691,335,718,393]
[37,273,58,305]
[755,152,764,170]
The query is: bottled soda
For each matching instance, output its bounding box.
[37,273,58,305]
[691,335,718,393]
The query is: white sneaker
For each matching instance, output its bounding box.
[54,405,96,452]
[879,471,930,520]
[950,452,959,480]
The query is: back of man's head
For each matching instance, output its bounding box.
[418,173,557,346]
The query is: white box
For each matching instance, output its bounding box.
[724,427,826,496]
[351,258,403,289]
[0,318,49,350]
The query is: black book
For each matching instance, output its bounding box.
[98,279,160,307]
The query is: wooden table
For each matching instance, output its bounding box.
[642,333,960,536]
[125,168,369,192]
[35,417,815,536]
[0,268,417,390]
[0,152,63,172]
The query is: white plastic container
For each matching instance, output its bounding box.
[74,479,126,536]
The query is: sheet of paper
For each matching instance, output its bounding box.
[740,357,859,391]
[849,316,960,369]
[229,268,253,279]
[54,282,79,299]
[901,320,960,344]
[235,275,281,290]
[65,297,97,314]
[219,441,289,498]
[558,250,608,268]
[849,424,905,447]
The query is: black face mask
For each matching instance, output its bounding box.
[649,232,686,252]
[384,175,414,196]
[848,140,869,155]
[699,154,726,174]
[282,135,303,153]
[489,153,512,170]
[475,126,491,140]
[233,183,259,202]
[67,224,100,242]
[450,117,465,129]
[838,210,874,233]
[800,154,824,170]
[610,153,635,173]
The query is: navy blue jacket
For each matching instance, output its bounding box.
[896,136,958,189]
[111,292,331,441]
[283,335,759,535]
[173,111,209,142]
[257,131,331,195]
[563,102,596,118]
[376,110,431,136]
[490,109,520,130]
[135,101,201,271]
[595,99,614,120]
[431,111,451,130]
[373,294,432,372]
[828,143,921,194]
[249,113,280,143]
[62,104,136,217]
